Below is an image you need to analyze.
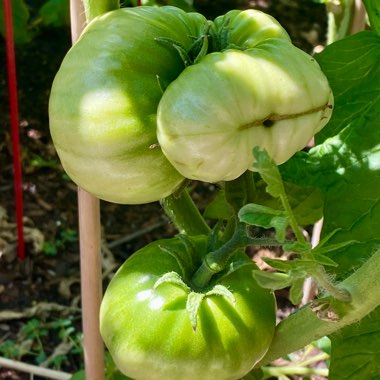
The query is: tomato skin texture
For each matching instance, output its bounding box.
[157,37,333,182]
[100,237,276,380]
[49,7,207,204]
[212,9,291,49]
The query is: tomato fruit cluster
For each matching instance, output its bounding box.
[49,6,333,204]
[49,5,335,379]
[100,236,276,380]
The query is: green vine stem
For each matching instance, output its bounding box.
[191,221,247,288]
[363,0,380,36]
[191,221,285,289]
[312,265,352,302]
[160,187,210,236]
[83,0,120,23]
[280,191,306,244]
[262,365,328,378]
[256,248,380,367]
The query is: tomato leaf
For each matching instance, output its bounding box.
[252,177,324,226]
[329,307,380,379]
[280,31,380,379]
[289,278,304,305]
[238,203,288,242]
[251,271,293,290]
[38,0,70,27]
[252,147,284,199]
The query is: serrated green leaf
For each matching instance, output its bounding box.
[251,270,293,290]
[252,176,324,226]
[253,147,284,198]
[283,241,312,253]
[264,258,294,271]
[289,278,304,305]
[238,203,288,242]
[312,240,359,257]
[329,307,380,379]
[307,253,338,267]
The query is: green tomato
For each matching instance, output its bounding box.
[212,9,291,50]
[100,236,276,380]
[157,11,333,183]
[49,7,207,204]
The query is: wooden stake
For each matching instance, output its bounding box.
[70,1,105,379]
[78,189,104,380]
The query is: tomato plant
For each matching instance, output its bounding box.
[49,0,380,379]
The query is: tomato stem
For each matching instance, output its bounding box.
[257,248,380,367]
[192,218,287,289]
[82,0,119,23]
[191,221,248,289]
[312,265,352,302]
[161,187,210,236]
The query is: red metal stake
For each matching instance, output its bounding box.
[3,0,25,260]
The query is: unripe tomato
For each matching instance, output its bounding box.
[100,236,276,380]
[212,9,291,49]
[49,7,207,204]
[157,11,333,183]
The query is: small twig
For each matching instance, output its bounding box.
[0,356,71,380]
[39,342,74,368]
[298,351,329,367]
[0,302,80,322]
[107,220,167,249]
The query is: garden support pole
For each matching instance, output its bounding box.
[70,1,105,379]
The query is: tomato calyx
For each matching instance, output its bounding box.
[209,15,236,52]
[238,101,334,130]
[155,21,212,67]
[153,270,236,331]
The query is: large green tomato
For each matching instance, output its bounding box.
[49,7,207,204]
[100,236,276,380]
[157,11,333,182]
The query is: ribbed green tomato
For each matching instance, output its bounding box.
[211,8,291,49]
[157,12,333,183]
[100,236,276,380]
[49,7,207,204]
